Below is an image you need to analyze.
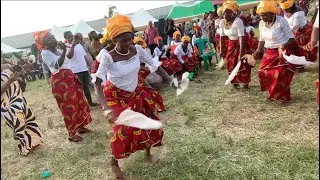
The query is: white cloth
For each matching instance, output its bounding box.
[314,9,319,28]
[215,19,221,34]
[174,43,193,64]
[170,41,182,46]
[245,26,255,34]
[65,43,88,73]
[284,11,307,32]
[94,45,161,92]
[192,35,200,46]
[115,109,163,130]
[259,15,295,49]
[220,17,245,40]
[41,49,70,74]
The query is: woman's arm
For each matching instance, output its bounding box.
[1,72,20,95]
[55,48,67,69]
[238,36,245,60]
[94,78,108,110]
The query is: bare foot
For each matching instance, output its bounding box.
[145,155,160,164]
[111,165,124,179]
[68,135,83,142]
[243,84,249,89]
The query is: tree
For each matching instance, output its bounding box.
[108,6,117,18]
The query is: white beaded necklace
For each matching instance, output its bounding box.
[114,45,130,56]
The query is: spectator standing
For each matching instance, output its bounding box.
[145,21,159,55]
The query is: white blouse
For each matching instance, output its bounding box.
[220,17,245,40]
[170,41,182,46]
[259,15,295,49]
[41,49,70,74]
[153,47,167,58]
[284,11,307,32]
[95,48,108,63]
[174,43,193,64]
[94,45,161,92]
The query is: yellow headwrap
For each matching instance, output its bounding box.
[133,37,147,48]
[221,0,239,14]
[181,36,191,43]
[173,31,181,40]
[217,7,222,16]
[99,33,110,44]
[257,1,281,15]
[278,0,295,10]
[106,14,132,39]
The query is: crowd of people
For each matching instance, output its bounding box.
[1,0,319,179]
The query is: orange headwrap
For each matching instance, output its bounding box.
[193,25,201,32]
[257,1,281,15]
[154,36,163,45]
[173,31,181,40]
[33,31,49,51]
[278,0,295,10]
[181,36,191,43]
[133,37,147,48]
[106,14,132,40]
[221,0,239,14]
[100,33,110,44]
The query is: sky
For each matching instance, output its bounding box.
[1,1,185,38]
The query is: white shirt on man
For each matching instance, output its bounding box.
[65,43,88,73]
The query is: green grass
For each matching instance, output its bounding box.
[1,62,319,180]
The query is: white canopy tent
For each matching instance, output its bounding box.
[1,42,24,64]
[50,20,97,41]
[129,8,158,31]
[1,42,23,54]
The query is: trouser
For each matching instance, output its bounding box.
[75,71,93,104]
[148,44,158,55]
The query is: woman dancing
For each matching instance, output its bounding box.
[1,63,43,155]
[253,0,305,102]
[34,31,93,142]
[220,0,252,88]
[279,0,317,63]
[93,14,172,179]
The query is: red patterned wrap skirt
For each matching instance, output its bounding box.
[104,81,164,159]
[215,34,221,54]
[258,42,304,102]
[244,33,259,54]
[51,69,92,137]
[91,60,100,74]
[160,57,183,75]
[294,22,318,62]
[225,39,252,85]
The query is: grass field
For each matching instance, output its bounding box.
[1,62,319,180]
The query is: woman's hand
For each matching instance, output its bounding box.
[103,109,117,124]
[278,46,285,58]
[304,41,317,51]
[8,72,21,83]
[57,42,66,51]
[252,50,260,59]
